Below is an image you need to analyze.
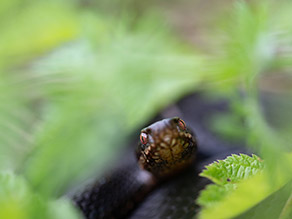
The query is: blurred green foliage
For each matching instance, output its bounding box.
[0,0,203,218]
[198,1,292,218]
[0,0,292,218]
[0,172,79,219]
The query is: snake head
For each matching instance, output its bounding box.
[137,117,197,179]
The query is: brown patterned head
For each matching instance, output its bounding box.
[137,117,197,179]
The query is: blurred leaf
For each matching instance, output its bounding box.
[209,113,246,142]
[0,1,79,69]
[236,180,292,219]
[49,198,81,219]
[0,172,79,219]
[197,184,236,209]
[209,0,273,84]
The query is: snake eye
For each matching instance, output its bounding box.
[178,119,186,130]
[140,133,148,144]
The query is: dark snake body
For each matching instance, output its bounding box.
[73,93,248,219]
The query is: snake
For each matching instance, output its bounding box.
[73,93,247,219]
[74,117,196,218]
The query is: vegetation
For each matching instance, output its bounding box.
[0,0,292,218]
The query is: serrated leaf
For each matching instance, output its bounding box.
[198,152,292,219]
[197,154,264,218]
[199,171,288,219]
[200,154,264,185]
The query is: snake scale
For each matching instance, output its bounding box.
[73,93,247,219]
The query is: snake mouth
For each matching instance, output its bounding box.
[137,117,197,178]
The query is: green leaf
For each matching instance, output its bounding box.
[0,1,79,69]
[200,154,264,185]
[198,154,265,218]
[49,198,81,219]
[197,184,236,209]
[199,171,284,219]
[0,172,80,219]
[209,112,246,142]
[236,180,292,219]
[198,153,292,219]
